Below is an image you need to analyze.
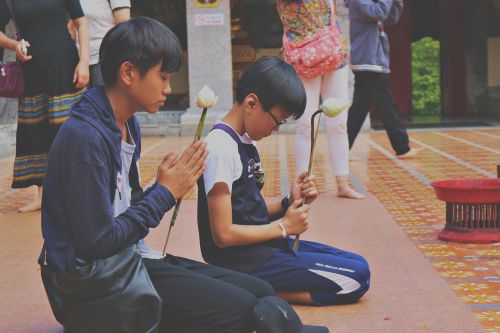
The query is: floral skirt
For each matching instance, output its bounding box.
[12,63,84,188]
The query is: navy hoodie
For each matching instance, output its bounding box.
[41,86,175,272]
[348,0,403,73]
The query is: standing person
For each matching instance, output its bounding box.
[40,18,327,333]
[198,56,370,306]
[347,0,417,158]
[0,0,90,212]
[70,0,130,87]
[277,0,364,199]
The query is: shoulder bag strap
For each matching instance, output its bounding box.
[329,0,337,25]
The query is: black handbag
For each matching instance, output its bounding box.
[39,245,162,333]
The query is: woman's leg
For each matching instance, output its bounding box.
[18,186,43,213]
[295,75,321,175]
[14,75,48,212]
[144,257,266,333]
[251,239,371,306]
[320,67,364,199]
[14,63,83,211]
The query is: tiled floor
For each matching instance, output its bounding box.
[1,128,499,332]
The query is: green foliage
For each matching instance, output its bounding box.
[412,37,441,116]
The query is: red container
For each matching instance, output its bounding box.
[431,178,500,244]
[432,178,500,203]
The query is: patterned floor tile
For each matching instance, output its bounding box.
[1,128,499,331]
[473,310,500,333]
[433,258,500,280]
[360,130,499,332]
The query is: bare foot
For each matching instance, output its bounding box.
[19,186,42,213]
[18,199,41,213]
[397,147,423,160]
[349,155,362,161]
[337,186,365,199]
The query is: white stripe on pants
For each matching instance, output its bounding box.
[295,65,350,176]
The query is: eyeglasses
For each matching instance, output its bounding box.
[268,111,287,128]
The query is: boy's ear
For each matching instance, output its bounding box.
[245,93,258,110]
[119,61,135,86]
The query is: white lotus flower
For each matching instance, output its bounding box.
[195,84,218,109]
[321,98,348,118]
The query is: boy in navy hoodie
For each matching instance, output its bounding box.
[198,56,370,307]
[40,17,329,333]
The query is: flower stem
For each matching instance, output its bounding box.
[162,108,208,257]
[293,110,322,251]
[195,108,208,141]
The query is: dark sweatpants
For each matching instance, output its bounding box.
[143,255,275,333]
[251,239,370,306]
[347,71,410,155]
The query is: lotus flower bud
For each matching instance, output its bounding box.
[195,84,218,108]
[321,98,348,118]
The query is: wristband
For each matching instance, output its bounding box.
[277,221,287,238]
[269,195,292,222]
[281,195,291,213]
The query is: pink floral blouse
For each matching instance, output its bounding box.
[277,0,333,44]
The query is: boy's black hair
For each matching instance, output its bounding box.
[235,56,306,120]
[99,16,183,86]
